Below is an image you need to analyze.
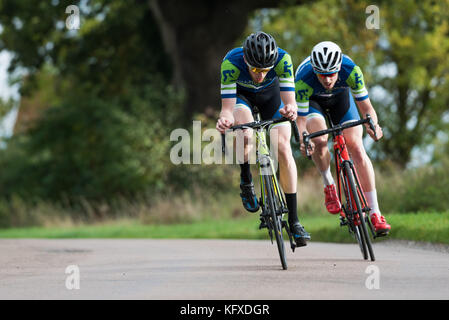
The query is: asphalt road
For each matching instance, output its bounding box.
[0,239,448,300]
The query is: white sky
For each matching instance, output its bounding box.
[0,51,19,138]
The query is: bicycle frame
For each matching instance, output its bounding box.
[253,116,286,214]
[302,113,378,260]
[221,114,300,267]
[332,131,367,217]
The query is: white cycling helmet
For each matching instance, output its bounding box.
[310,41,343,74]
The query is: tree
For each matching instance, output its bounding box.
[257,0,449,167]
[0,0,312,120]
[370,0,449,167]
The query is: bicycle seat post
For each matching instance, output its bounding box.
[324,109,338,138]
[324,109,334,128]
[252,106,261,122]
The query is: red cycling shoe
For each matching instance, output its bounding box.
[371,213,391,235]
[324,184,341,214]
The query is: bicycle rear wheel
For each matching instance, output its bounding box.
[263,173,287,270]
[342,161,375,261]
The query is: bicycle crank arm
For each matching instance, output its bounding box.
[282,221,296,252]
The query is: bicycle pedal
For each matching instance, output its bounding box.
[258,218,268,229]
[339,217,348,227]
[374,230,389,238]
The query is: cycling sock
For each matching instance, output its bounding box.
[320,167,335,186]
[364,189,381,216]
[285,193,299,225]
[239,162,252,184]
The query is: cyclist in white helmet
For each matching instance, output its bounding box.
[295,41,391,236]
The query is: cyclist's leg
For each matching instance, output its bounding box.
[341,93,390,233]
[233,96,259,212]
[305,110,341,214]
[234,96,255,167]
[268,102,310,244]
[252,82,309,243]
[268,110,296,194]
[305,107,331,173]
[340,93,376,204]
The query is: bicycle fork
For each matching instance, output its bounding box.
[257,135,296,252]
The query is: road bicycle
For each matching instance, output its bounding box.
[221,108,300,270]
[302,112,381,261]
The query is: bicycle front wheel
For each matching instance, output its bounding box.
[263,173,287,270]
[343,161,375,261]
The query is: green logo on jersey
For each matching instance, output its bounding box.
[297,89,308,100]
[284,61,293,77]
[354,73,363,87]
[222,69,235,83]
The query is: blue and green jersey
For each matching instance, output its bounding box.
[220,47,295,99]
[294,55,369,115]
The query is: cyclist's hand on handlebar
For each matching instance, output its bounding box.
[300,139,315,157]
[216,112,234,134]
[279,104,298,121]
[366,122,383,142]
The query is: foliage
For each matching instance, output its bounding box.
[0,0,170,96]
[250,0,449,167]
[0,97,15,119]
[377,160,449,213]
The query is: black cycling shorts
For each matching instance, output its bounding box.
[309,88,360,125]
[235,78,284,121]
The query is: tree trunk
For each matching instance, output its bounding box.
[149,0,306,120]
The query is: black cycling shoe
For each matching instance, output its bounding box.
[290,222,311,247]
[240,182,259,213]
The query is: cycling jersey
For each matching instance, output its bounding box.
[295,55,369,116]
[220,47,295,99]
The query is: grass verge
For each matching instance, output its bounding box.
[0,212,448,245]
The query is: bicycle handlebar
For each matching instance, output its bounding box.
[221,117,300,154]
[302,114,376,159]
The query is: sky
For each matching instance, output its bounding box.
[0,51,19,139]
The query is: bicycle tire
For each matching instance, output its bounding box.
[263,173,287,270]
[343,161,375,261]
[340,169,368,259]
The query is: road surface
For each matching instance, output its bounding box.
[0,239,448,299]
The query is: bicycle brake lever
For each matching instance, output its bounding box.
[365,114,378,141]
[221,133,226,155]
[302,132,312,159]
[291,121,300,144]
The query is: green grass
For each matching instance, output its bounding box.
[0,212,448,245]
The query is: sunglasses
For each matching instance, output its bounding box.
[316,72,338,78]
[246,62,273,73]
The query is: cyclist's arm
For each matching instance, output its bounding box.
[274,52,297,120]
[220,98,235,119]
[346,65,382,140]
[217,98,235,134]
[356,98,378,125]
[217,59,240,133]
[280,91,297,120]
[356,98,383,140]
[294,79,313,139]
[274,52,295,94]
